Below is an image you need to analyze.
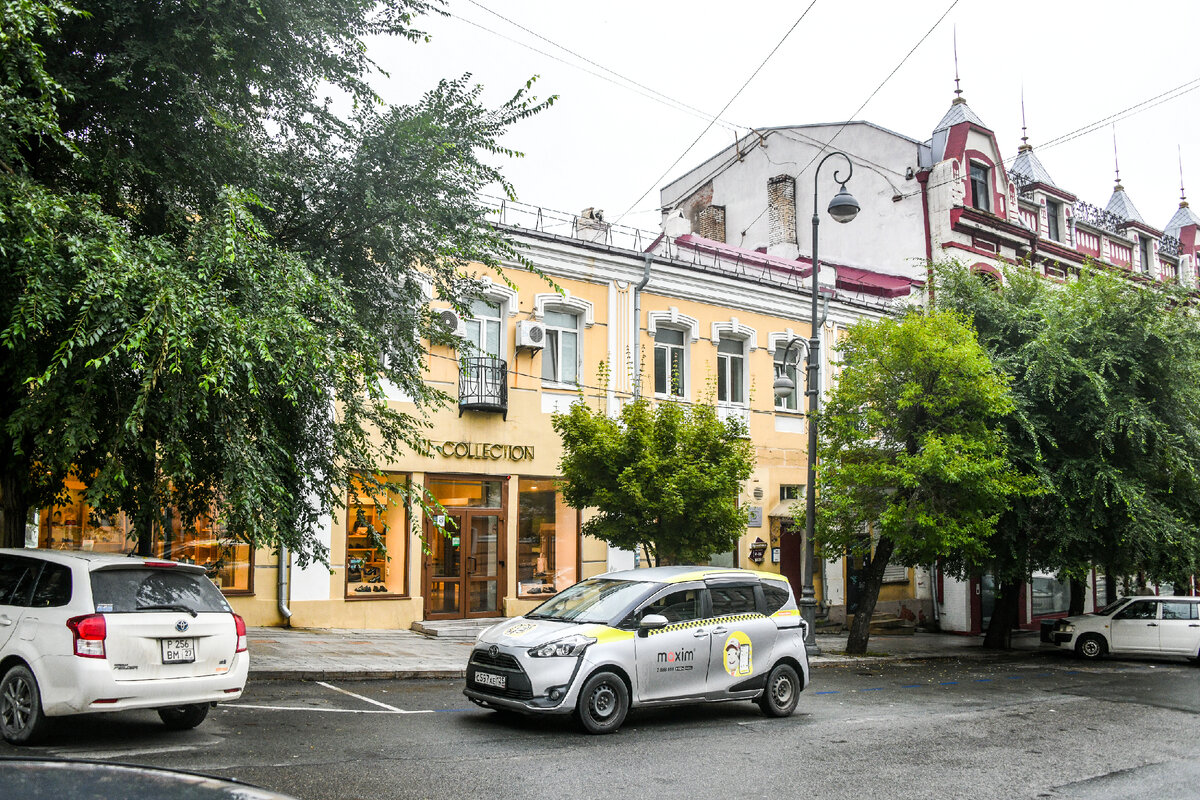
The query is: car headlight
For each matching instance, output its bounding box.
[1058,622,1075,633]
[527,634,596,658]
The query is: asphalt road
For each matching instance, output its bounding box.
[6,651,1199,800]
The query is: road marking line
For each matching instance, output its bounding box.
[316,680,408,712]
[51,741,222,759]
[229,703,432,714]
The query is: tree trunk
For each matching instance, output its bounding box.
[982,579,1024,650]
[845,536,896,655]
[0,464,30,549]
[1068,577,1086,616]
[1104,571,1117,605]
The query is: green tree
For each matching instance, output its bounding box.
[813,309,1038,654]
[553,395,754,567]
[0,0,553,558]
[936,262,1200,647]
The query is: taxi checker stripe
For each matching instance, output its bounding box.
[648,613,766,636]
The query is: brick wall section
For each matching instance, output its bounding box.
[680,181,715,236]
[697,205,726,242]
[768,174,797,247]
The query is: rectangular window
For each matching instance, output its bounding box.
[1161,601,1198,620]
[345,475,410,598]
[1139,236,1153,273]
[541,310,579,385]
[970,164,991,213]
[780,485,803,501]
[465,298,502,358]
[1046,199,1061,242]
[716,338,746,404]
[654,328,685,398]
[709,585,758,617]
[517,478,578,598]
[774,349,799,411]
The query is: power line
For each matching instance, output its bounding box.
[446,10,741,133]
[614,1,821,224]
[462,0,745,133]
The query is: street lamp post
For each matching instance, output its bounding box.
[777,151,859,652]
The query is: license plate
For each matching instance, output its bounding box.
[161,638,196,664]
[475,671,506,689]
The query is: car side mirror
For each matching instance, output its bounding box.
[637,614,669,638]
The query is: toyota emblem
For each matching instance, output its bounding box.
[488,645,499,658]
[175,619,189,633]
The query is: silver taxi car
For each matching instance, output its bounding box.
[463,566,810,733]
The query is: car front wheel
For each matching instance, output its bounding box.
[1,664,52,745]
[157,703,210,730]
[757,663,800,717]
[576,671,628,734]
[1075,633,1107,661]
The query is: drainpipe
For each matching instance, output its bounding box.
[632,253,652,399]
[917,169,934,305]
[277,546,293,627]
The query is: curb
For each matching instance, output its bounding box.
[249,668,466,681]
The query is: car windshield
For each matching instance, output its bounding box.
[91,567,231,614]
[1096,597,1129,616]
[526,578,653,624]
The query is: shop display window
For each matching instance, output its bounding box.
[517,478,578,598]
[345,476,409,598]
[39,478,252,594]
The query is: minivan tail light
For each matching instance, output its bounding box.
[67,614,107,659]
[233,613,248,653]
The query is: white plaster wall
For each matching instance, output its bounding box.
[661,124,926,280]
[823,556,845,607]
[939,575,971,632]
[290,512,334,602]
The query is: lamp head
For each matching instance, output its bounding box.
[828,184,860,223]
[773,373,796,399]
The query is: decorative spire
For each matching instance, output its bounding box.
[1180,145,1188,208]
[1112,125,1123,191]
[952,27,965,105]
[1018,88,1031,152]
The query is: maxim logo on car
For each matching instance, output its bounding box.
[655,649,695,672]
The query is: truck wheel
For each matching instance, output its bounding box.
[576,671,628,734]
[757,663,800,717]
[1075,633,1106,661]
[158,703,210,730]
[0,664,52,745]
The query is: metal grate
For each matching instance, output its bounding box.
[470,649,520,670]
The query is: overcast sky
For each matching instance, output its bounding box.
[367,0,1198,236]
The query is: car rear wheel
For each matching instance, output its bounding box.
[1075,633,1107,661]
[757,663,800,717]
[157,703,210,731]
[1,664,52,745]
[576,671,628,734]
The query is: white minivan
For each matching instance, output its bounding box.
[0,549,249,744]
[1048,595,1200,662]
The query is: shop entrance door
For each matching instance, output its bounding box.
[423,477,506,620]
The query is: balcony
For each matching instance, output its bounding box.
[458,356,508,419]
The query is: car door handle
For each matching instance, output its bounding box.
[1189,624,1199,628]
[1147,623,1158,627]
[711,627,728,636]
[0,616,11,626]
[692,629,709,638]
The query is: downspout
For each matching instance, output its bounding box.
[277,546,293,627]
[918,169,934,306]
[632,253,652,399]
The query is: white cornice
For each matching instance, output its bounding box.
[647,308,700,342]
[533,290,595,327]
[711,318,759,351]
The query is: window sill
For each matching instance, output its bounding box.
[540,381,580,393]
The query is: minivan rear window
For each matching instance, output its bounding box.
[91,568,231,614]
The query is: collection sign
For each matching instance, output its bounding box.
[428,441,535,462]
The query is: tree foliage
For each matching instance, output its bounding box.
[936,262,1200,644]
[553,396,754,567]
[0,0,553,560]
[814,309,1037,654]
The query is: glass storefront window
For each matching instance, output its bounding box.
[39,478,252,594]
[517,478,577,598]
[1031,573,1070,617]
[345,475,409,598]
[426,478,502,508]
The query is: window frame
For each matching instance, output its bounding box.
[653,326,688,399]
[969,163,991,213]
[716,335,748,406]
[540,308,582,387]
[1045,199,1061,242]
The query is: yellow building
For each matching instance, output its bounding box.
[34,205,931,629]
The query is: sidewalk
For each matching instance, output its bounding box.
[246,626,1048,681]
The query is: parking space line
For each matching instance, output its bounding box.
[316,680,410,712]
[229,703,412,714]
[50,741,222,759]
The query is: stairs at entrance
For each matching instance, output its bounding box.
[411,618,505,640]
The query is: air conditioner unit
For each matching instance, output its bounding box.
[435,308,463,337]
[516,320,546,350]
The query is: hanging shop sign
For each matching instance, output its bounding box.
[429,441,535,462]
[748,537,768,564]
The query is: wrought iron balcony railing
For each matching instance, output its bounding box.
[458,356,508,419]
